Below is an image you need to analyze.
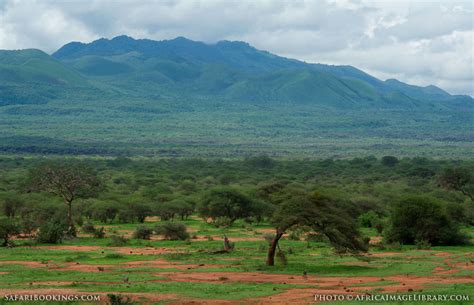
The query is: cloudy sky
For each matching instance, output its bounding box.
[0,0,472,95]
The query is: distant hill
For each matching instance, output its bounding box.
[48,35,471,108]
[0,35,472,157]
[0,49,99,106]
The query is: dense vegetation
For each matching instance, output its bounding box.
[1,156,472,252]
[1,36,473,158]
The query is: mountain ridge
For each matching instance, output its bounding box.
[0,35,472,157]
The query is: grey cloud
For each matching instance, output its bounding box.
[0,0,472,95]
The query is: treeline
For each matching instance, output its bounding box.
[0,156,473,264]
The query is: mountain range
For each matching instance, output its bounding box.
[0,35,472,157]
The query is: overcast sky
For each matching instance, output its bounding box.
[0,0,472,95]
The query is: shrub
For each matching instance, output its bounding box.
[107,294,134,305]
[107,235,128,247]
[0,218,20,246]
[82,223,105,238]
[385,196,468,246]
[212,216,233,228]
[82,223,96,234]
[276,250,288,265]
[288,231,301,241]
[263,233,274,244]
[415,239,431,250]
[36,218,68,244]
[154,222,189,240]
[133,226,153,240]
[93,227,106,239]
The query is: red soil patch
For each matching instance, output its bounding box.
[154,271,379,286]
[122,260,223,270]
[152,271,474,304]
[51,262,112,273]
[113,247,183,255]
[32,245,102,252]
[255,228,275,234]
[30,281,75,286]
[0,260,113,273]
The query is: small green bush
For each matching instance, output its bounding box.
[107,235,128,246]
[415,239,431,250]
[154,222,189,240]
[93,227,106,238]
[36,218,68,244]
[133,226,153,240]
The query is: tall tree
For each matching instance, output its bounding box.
[198,187,263,225]
[27,161,102,236]
[267,192,367,266]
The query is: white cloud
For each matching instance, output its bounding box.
[0,0,472,95]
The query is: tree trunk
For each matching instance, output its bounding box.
[224,235,232,251]
[267,230,283,266]
[66,200,76,237]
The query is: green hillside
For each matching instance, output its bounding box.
[0,36,472,157]
[0,49,101,106]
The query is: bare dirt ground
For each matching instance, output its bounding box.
[1,249,472,305]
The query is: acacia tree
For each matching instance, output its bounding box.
[198,187,263,225]
[438,167,473,201]
[267,192,368,266]
[27,161,102,236]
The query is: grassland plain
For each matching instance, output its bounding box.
[0,220,473,305]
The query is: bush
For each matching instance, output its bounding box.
[288,231,301,241]
[107,294,134,305]
[82,223,96,234]
[415,239,431,250]
[36,218,68,244]
[133,226,153,240]
[107,235,128,246]
[0,218,20,246]
[93,227,106,238]
[212,216,233,228]
[385,196,468,246]
[154,222,189,240]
